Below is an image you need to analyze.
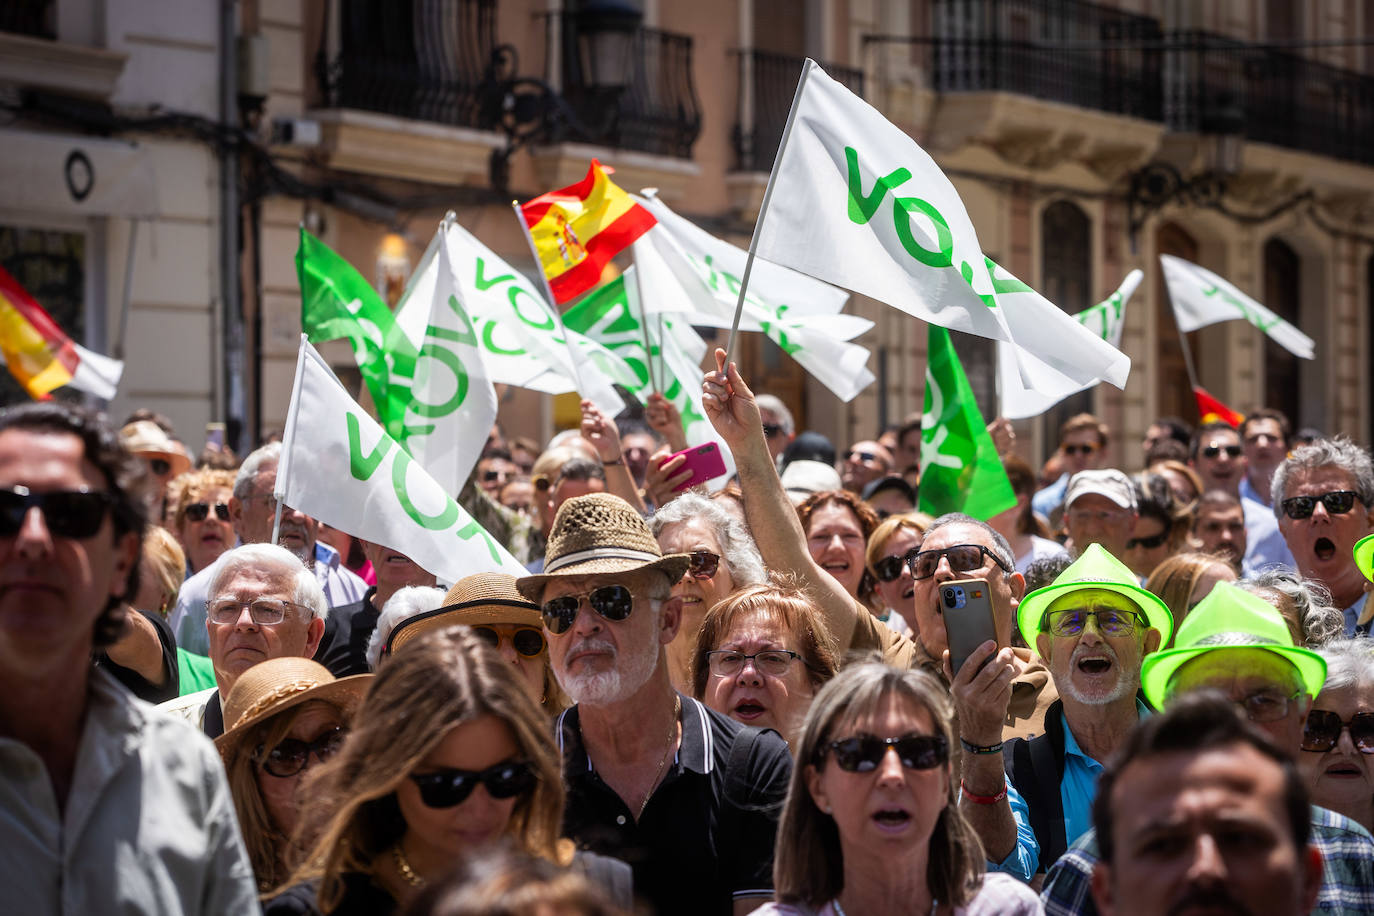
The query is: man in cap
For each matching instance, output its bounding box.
[1041,582,1374,915]
[517,492,792,915]
[1273,438,1374,636]
[960,544,1172,882]
[1063,469,1138,560]
[0,402,256,911]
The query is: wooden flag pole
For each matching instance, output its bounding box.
[510,200,588,394]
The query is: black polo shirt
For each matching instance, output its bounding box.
[558,695,792,915]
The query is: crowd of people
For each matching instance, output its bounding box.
[6,348,1374,915]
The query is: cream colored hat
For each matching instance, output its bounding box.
[119,420,192,477]
[386,572,542,658]
[214,657,371,762]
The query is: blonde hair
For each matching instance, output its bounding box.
[169,467,236,528]
[1145,551,1232,639]
[140,525,185,616]
[864,512,930,576]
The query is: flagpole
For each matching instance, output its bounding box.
[1169,302,1202,395]
[628,265,660,395]
[510,200,588,395]
[724,59,815,366]
[655,311,666,396]
[272,334,310,545]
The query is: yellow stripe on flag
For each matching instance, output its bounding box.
[527,166,640,280]
[0,292,72,397]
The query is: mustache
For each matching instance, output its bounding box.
[568,637,617,658]
[1166,886,1252,916]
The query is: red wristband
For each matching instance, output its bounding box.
[960,780,1008,805]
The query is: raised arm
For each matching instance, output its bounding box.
[580,399,648,515]
[645,393,690,453]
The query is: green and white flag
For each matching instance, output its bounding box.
[748,59,1128,400]
[920,325,1016,520]
[276,337,526,582]
[1160,255,1315,359]
[296,228,418,437]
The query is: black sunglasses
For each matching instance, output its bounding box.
[409,760,537,808]
[472,624,546,658]
[185,501,230,523]
[845,450,881,463]
[1281,490,1360,520]
[686,550,721,580]
[762,423,783,438]
[1202,444,1243,459]
[256,727,346,778]
[821,733,949,773]
[541,584,635,634]
[1063,444,1097,456]
[906,543,1009,580]
[148,457,172,476]
[872,554,907,582]
[1302,710,1374,754]
[1126,531,1169,550]
[0,486,113,539]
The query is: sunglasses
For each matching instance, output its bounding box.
[906,544,1009,580]
[872,554,907,582]
[472,625,546,658]
[686,550,721,580]
[0,486,113,539]
[1302,710,1374,754]
[1062,444,1097,456]
[148,458,172,476]
[1125,531,1169,550]
[185,501,230,522]
[1042,608,1144,638]
[820,733,949,773]
[844,450,881,463]
[409,760,537,808]
[1281,490,1360,520]
[1202,444,1243,459]
[706,648,802,678]
[762,423,783,438]
[256,727,345,778]
[541,584,635,634]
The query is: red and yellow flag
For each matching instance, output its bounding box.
[519,160,656,304]
[0,264,84,399]
[1193,386,1245,428]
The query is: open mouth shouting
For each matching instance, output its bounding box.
[870,805,913,833]
[732,694,770,723]
[1314,537,1337,562]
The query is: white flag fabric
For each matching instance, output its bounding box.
[1160,254,1315,359]
[276,338,526,581]
[996,270,1142,420]
[0,342,125,400]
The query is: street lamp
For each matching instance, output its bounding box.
[575,0,644,92]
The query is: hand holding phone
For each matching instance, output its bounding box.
[661,442,727,492]
[940,578,998,677]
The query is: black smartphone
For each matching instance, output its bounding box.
[940,577,998,677]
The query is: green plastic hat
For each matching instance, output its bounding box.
[1017,543,1174,650]
[1355,533,1374,583]
[1140,581,1327,710]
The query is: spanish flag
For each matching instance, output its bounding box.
[519,160,656,304]
[0,265,123,400]
[1193,386,1244,428]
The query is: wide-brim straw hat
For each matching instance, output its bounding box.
[387,572,542,658]
[517,492,689,602]
[1017,542,1174,650]
[119,420,192,477]
[214,657,372,762]
[1139,581,1326,710]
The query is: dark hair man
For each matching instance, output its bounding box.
[1033,413,1109,519]
[1240,408,1296,570]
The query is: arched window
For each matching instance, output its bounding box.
[1040,201,1093,437]
[1262,238,1302,426]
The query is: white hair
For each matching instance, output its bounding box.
[755,394,795,435]
[365,586,447,670]
[650,492,765,587]
[207,542,327,621]
[234,442,281,500]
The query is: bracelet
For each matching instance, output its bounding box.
[959,737,1004,755]
[960,781,1008,805]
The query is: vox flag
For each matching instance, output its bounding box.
[0,264,123,400]
[919,325,1016,520]
[1160,255,1315,359]
[519,160,656,304]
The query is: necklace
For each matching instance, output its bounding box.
[637,695,680,820]
[392,841,424,888]
[832,895,937,915]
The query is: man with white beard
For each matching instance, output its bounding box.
[518,493,792,916]
[959,544,1174,881]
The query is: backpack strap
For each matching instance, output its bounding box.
[1002,700,1068,872]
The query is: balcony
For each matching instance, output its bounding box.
[734,51,864,173]
[1,0,54,40]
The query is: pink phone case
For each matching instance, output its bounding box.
[665,443,727,491]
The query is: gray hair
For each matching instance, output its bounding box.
[234,441,282,500]
[650,492,766,588]
[923,513,1016,575]
[755,394,795,436]
[1237,569,1344,648]
[365,586,447,670]
[1317,638,1374,693]
[207,542,327,621]
[1271,436,1374,519]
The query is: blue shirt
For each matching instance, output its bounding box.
[1032,473,1070,520]
[1240,476,1296,571]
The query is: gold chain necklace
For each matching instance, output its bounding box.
[392,841,424,888]
[637,696,681,820]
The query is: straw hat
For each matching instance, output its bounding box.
[1139,581,1326,710]
[214,657,372,761]
[516,492,689,602]
[387,572,542,658]
[1017,543,1174,649]
[119,420,192,477]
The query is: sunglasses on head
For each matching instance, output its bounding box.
[409,760,537,808]
[820,733,948,773]
[686,550,721,580]
[540,584,635,634]
[872,553,908,582]
[256,727,346,778]
[1202,444,1243,459]
[185,501,230,522]
[906,543,1009,580]
[1281,490,1360,520]
[0,486,113,539]
[1302,710,1374,754]
[1062,444,1097,456]
[471,625,546,658]
[1126,531,1169,550]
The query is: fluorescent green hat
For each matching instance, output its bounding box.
[1017,542,1174,650]
[1355,533,1374,582]
[1140,581,1327,710]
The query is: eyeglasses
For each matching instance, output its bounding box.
[686,550,721,580]
[872,554,907,582]
[762,424,783,438]
[1043,607,1144,638]
[1234,690,1301,724]
[844,450,881,463]
[1063,444,1097,456]
[0,486,113,539]
[906,544,1010,580]
[409,760,537,808]
[208,597,303,626]
[1126,531,1169,550]
[1201,444,1243,459]
[148,458,172,476]
[472,625,546,658]
[706,649,803,678]
[820,733,949,772]
[184,501,230,522]
[1302,710,1374,754]
[255,727,345,778]
[1281,490,1360,520]
[540,584,635,634]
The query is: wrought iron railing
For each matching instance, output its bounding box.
[314,0,497,129]
[1,0,55,39]
[734,51,864,172]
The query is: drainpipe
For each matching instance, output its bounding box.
[219,0,248,451]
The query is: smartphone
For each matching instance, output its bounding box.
[940,577,998,677]
[664,442,727,492]
[205,422,225,449]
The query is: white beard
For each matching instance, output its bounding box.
[558,635,659,706]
